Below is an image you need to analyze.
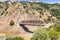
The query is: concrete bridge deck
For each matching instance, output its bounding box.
[19,20,45,26]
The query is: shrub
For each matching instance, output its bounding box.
[44,16,52,23]
[6,37,24,40]
[48,24,60,40]
[32,12,35,14]
[1,13,3,15]
[50,24,60,32]
[23,6,26,9]
[39,11,44,15]
[47,16,51,22]
[31,27,48,40]
[39,16,42,18]
[10,20,14,26]
[31,24,60,40]
[51,9,60,19]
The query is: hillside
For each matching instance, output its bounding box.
[0,1,60,40]
[1,2,60,23]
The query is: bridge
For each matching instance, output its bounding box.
[19,20,45,26]
[18,20,45,33]
[15,10,45,33]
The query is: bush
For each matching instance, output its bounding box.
[32,12,35,14]
[49,24,60,32]
[31,24,60,40]
[6,37,24,40]
[48,24,60,40]
[10,20,14,26]
[23,6,26,9]
[31,27,48,40]
[47,16,52,22]
[44,16,52,23]
[39,16,42,18]
[39,11,44,15]
[1,13,3,15]
[51,9,60,19]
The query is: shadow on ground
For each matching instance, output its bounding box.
[19,24,33,33]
